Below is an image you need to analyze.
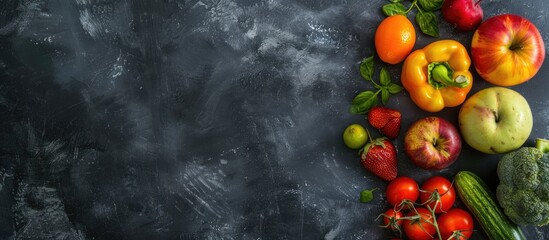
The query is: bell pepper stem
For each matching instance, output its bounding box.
[429,62,469,88]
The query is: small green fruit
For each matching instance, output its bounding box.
[343,124,368,149]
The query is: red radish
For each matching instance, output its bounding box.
[441,0,483,32]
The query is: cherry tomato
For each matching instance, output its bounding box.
[382,208,404,231]
[437,208,474,240]
[419,176,456,214]
[386,176,420,207]
[403,207,436,240]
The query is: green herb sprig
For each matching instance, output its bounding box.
[381,0,443,37]
[349,56,403,115]
[360,188,378,203]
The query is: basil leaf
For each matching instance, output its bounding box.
[381,3,406,16]
[379,67,391,86]
[350,91,378,114]
[359,56,374,81]
[381,88,390,105]
[416,11,439,37]
[359,188,378,203]
[387,83,404,94]
[418,0,443,11]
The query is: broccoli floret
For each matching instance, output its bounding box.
[497,142,549,226]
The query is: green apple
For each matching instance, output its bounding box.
[458,87,533,154]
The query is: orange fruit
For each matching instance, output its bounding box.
[374,15,416,64]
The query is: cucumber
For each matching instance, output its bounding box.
[454,171,525,240]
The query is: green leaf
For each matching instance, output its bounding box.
[360,188,378,203]
[381,88,390,105]
[389,0,403,2]
[350,91,378,114]
[359,56,374,81]
[415,11,439,37]
[379,67,391,86]
[387,83,404,94]
[418,0,443,11]
[381,3,406,16]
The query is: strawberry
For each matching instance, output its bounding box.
[360,138,398,181]
[367,106,401,139]
[381,117,401,139]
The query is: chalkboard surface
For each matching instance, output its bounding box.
[1,0,548,239]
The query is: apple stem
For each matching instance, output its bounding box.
[492,110,500,123]
[509,43,524,51]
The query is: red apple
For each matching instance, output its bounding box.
[404,117,462,170]
[442,0,483,32]
[471,14,545,86]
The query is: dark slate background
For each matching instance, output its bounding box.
[1,0,548,239]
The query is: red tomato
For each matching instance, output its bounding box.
[420,176,456,213]
[386,176,420,207]
[403,207,436,240]
[382,208,404,231]
[437,208,474,240]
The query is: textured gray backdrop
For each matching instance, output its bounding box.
[1,0,549,239]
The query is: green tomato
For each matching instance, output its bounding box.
[343,124,368,149]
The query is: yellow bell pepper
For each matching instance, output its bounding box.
[401,40,473,112]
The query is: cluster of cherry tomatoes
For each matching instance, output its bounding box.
[380,175,474,240]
